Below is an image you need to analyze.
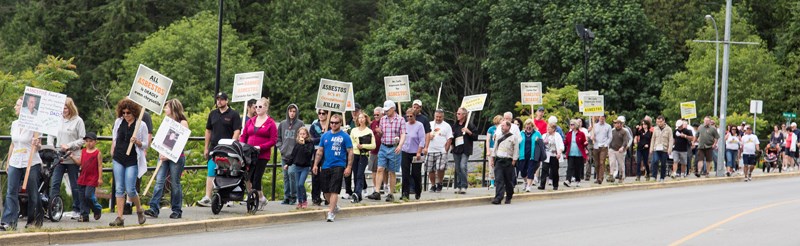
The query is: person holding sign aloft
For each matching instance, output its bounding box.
[1,97,44,231]
[239,98,278,211]
[145,99,189,219]
[109,99,149,227]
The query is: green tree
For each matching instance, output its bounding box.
[103,11,258,125]
[660,7,784,126]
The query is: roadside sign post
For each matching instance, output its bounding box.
[749,100,763,135]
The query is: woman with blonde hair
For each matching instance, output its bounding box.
[517,118,542,192]
[239,97,278,210]
[349,112,375,203]
[288,127,315,208]
[145,99,189,219]
[1,97,44,230]
[47,97,87,219]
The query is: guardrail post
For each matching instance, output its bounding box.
[271,146,277,201]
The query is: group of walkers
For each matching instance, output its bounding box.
[4,90,799,227]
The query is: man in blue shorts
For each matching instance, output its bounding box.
[312,114,353,222]
[366,100,406,202]
[741,125,759,182]
[197,92,241,207]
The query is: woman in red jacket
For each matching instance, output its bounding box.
[240,97,278,210]
[564,119,588,187]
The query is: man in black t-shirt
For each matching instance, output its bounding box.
[671,120,694,178]
[197,92,242,207]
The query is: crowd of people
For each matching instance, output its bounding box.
[3,91,800,228]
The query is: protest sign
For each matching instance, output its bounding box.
[583,95,604,117]
[232,71,264,102]
[460,94,488,112]
[520,82,543,105]
[578,91,599,112]
[18,86,67,136]
[315,78,350,113]
[680,101,697,120]
[128,64,173,115]
[151,117,191,162]
[384,75,411,103]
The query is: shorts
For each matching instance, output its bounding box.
[207,159,216,177]
[671,151,688,165]
[320,166,344,194]
[696,148,713,162]
[377,145,401,172]
[425,152,447,172]
[743,154,757,165]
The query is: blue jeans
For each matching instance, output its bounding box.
[290,166,310,202]
[113,161,139,198]
[149,156,185,215]
[282,161,295,201]
[50,163,81,213]
[453,153,469,189]
[2,165,41,227]
[77,185,100,217]
[725,149,738,168]
[650,151,669,179]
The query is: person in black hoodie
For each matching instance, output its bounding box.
[288,127,315,209]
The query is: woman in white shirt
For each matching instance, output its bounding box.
[47,97,86,218]
[1,97,44,231]
[539,123,564,190]
[724,126,742,176]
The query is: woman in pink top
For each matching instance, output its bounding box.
[239,98,278,210]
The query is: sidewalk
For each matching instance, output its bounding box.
[3,169,786,233]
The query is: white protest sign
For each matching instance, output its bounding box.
[749,100,763,114]
[578,91,599,112]
[345,82,356,111]
[582,95,604,117]
[231,71,264,102]
[18,87,67,136]
[520,82,543,105]
[151,117,192,162]
[315,78,350,113]
[384,75,411,103]
[680,101,697,119]
[460,94,488,112]
[128,64,173,114]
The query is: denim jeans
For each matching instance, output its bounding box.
[2,165,41,227]
[50,163,81,213]
[149,156,185,215]
[353,155,369,198]
[113,161,139,198]
[77,185,100,217]
[725,149,738,168]
[290,166,310,203]
[651,151,669,179]
[453,153,469,189]
[282,161,295,201]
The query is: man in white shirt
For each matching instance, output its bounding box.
[741,125,760,182]
[424,109,453,192]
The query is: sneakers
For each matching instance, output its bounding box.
[144,209,158,218]
[366,192,381,200]
[385,194,395,202]
[658,178,665,183]
[341,193,351,200]
[280,199,291,205]
[575,182,581,187]
[312,199,322,206]
[0,223,12,231]
[524,186,531,192]
[137,211,146,225]
[301,201,308,209]
[326,212,336,222]
[430,185,437,192]
[169,212,181,219]
[197,197,212,207]
[258,198,268,211]
[109,217,124,227]
[563,181,571,187]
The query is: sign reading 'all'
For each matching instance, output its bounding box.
[128,64,173,115]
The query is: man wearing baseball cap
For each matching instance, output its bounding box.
[412,99,431,134]
[366,100,406,202]
[197,92,242,207]
[534,106,547,135]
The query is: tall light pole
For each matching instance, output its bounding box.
[214,0,223,102]
[576,24,595,91]
[705,15,720,118]
[716,0,733,177]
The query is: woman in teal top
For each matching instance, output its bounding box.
[517,119,542,192]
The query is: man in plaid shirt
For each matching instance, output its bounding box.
[366,100,406,202]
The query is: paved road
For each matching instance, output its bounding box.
[76,176,800,246]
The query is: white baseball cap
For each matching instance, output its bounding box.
[383,100,396,111]
[412,99,422,106]
[792,122,797,127]
[548,116,558,124]
[617,116,626,123]
[675,120,684,127]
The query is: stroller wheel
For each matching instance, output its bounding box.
[246,191,258,215]
[48,195,64,222]
[211,193,222,215]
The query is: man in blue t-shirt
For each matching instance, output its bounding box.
[313,114,353,222]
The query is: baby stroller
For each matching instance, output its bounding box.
[763,143,781,173]
[208,140,260,215]
[19,146,65,225]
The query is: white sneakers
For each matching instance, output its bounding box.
[197,197,212,207]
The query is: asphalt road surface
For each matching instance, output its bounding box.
[77,176,800,246]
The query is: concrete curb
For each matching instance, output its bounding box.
[2,172,798,245]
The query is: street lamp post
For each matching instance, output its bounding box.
[705,15,720,118]
[575,24,595,91]
[716,0,733,177]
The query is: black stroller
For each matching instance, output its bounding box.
[19,146,65,225]
[208,141,260,215]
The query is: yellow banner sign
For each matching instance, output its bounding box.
[680,101,697,119]
[460,94,488,111]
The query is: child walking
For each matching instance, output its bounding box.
[71,132,103,222]
[289,128,315,209]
